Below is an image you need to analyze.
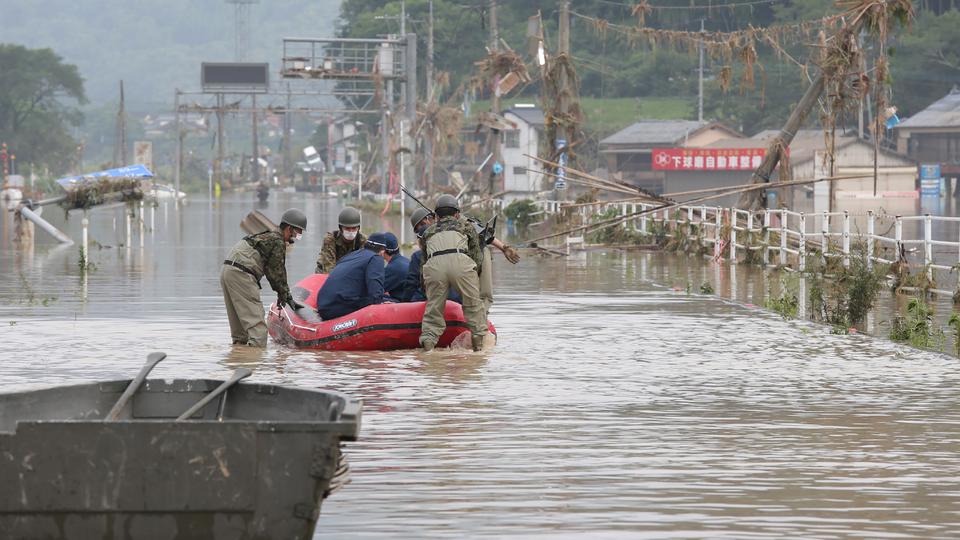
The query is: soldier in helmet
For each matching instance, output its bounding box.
[402,208,462,304]
[221,208,307,347]
[315,206,366,274]
[419,194,486,352]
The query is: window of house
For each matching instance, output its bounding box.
[513,166,526,176]
[504,130,520,148]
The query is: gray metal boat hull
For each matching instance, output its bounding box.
[0,378,361,540]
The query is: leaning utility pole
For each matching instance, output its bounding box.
[488,0,501,195]
[737,18,866,210]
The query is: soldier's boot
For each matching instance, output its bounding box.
[421,340,436,352]
[471,334,484,352]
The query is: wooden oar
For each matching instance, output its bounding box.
[104,352,166,421]
[176,368,252,422]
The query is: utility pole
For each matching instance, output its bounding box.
[174,89,182,198]
[216,93,225,190]
[251,94,259,183]
[489,0,501,195]
[555,1,571,194]
[698,19,705,123]
[424,0,435,193]
[282,84,292,180]
[114,80,128,166]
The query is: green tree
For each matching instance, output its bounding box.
[0,44,87,174]
[889,9,960,116]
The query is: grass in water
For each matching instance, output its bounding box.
[889,297,944,351]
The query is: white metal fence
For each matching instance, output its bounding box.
[538,200,960,295]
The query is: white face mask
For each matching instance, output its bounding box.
[342,230,358,241]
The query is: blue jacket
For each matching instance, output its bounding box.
[316,248,384,320]
[402,250,462,304]
[384,253,410,300]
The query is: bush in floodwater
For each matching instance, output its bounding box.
[765,275,799,320]
[889,297,944,350]
[585,207,645,245]
[807,248,888,329]
[503,199,538,232]
[948,312,960,356]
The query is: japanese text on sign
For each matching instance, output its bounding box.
[651,148,772,171]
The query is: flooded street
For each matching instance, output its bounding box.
[2,193,960,538]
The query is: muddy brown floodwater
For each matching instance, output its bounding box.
[2,193,959,539]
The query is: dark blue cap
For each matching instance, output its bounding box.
[383,232,399,254]
[366,232,387,249]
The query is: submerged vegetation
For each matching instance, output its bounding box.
[765,275,800,320]
[807,250,888,333]
[889,297,945,351]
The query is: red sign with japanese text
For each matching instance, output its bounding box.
[651,147,772,171]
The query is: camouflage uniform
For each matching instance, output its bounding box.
[221,230,293,347]
[315,230,367,274]
[419,215,487,347]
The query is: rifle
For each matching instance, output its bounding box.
[467,214,498,246]
[399,184,432,214]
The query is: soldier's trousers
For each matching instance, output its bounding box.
[479,247,494,317]
[420,253,487,346]
[220,265,268,347]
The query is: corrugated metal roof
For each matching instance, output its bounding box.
[897,86,960,128]
[599,120,707,146]
[504,107,545,127]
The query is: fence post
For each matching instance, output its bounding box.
[730,211,738,261]
[867,211,875,270]
[895,215,903,264]
[799,212,806,272]
[779,209,787,266]
[821,211,829,264]
[924,214,932,281]
[715,208,722,259]
[763,210,771,265]
[842,211,850,269]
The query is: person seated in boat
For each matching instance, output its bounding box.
[316,232,389,320]
[402,208,462,304]
[315,206,366,274]
[382,232,410,300]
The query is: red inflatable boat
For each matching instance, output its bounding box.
[267,274,496,351]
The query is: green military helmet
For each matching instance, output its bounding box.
[280,208,307,230]
[410,207,432,230]
[434,194,459,212]
[338,206,362,228]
